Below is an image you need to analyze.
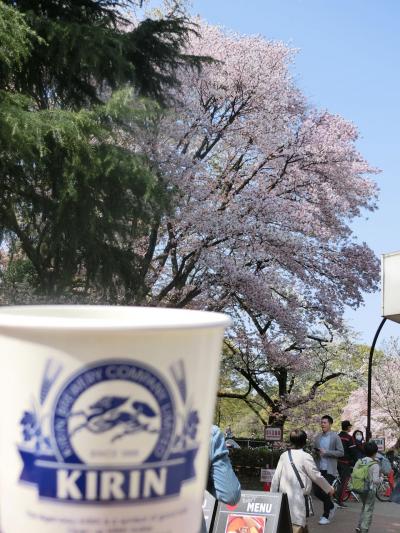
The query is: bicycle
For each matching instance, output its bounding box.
[376,475,393,502]
[333,474,391,503]
[332,475,360,503]
[333,462,395,503]
[374,453,400,501]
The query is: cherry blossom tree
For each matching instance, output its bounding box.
[342,388,399,448]
[131,22,380,427]
[283,344,370,435]
[343,340,400,447]
[372,344,400,439]
[3,15,378,426]
[218,335,368,430]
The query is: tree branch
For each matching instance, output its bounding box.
[286,372,343,408]
[236,366,276,409]
[244,398,269,426]
[217,381,252,400]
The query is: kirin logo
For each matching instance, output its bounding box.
[69,396,159,442]
[19,359,199,503]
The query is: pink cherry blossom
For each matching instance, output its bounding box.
[134,21,380,425]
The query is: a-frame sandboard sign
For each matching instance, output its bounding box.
[203,490,217,531]
[210,491,292,533]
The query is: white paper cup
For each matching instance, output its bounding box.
[0,305,230,533]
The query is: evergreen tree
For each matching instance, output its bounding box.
[1,1,203,106]
[0,0,204,302]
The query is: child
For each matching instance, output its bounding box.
[355,441,381,533]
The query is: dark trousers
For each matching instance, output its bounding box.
[314,470,335,518]
[337,462,352,503]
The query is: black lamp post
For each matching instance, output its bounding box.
[366,317,387,441]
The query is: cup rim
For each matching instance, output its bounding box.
[0,305,231,332]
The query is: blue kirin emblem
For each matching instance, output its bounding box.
[18,358,199,503]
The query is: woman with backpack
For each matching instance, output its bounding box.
[271,429,335,533]
[351,441,381,533]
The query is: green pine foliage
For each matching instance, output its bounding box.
[0,1,203,302]
[1,1,204,106]
[0,2,36,70]
[0,88,163,300]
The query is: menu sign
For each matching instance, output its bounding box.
[212,491,292,533]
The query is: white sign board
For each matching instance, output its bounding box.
[264,427,282,441]
[372,437,385,452]
[382,252,400,323]
[213,492,292,533]
[260,469,276,483]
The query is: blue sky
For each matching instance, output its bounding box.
[188,0,400,345]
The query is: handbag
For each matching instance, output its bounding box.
[288,449,315,518]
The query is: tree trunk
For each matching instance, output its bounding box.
[267,406,287,429]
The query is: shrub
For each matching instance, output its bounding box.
[230,447,285,490]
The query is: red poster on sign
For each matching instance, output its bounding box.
[225,514,266,533]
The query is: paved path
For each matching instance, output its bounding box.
[308,499,400,532]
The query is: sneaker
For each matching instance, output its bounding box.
[329,502,338,520]
[355,528,361,533]
[318,517,331,525]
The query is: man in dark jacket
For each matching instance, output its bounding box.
[337,420,357,507]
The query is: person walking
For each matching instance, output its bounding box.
[313,415,344,525]
[353,430,366,460]
[355,441,380,533]
[200,425,241,533]
[271,429,335,533]
[337,420,357,508]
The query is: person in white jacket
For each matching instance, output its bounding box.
[271,429,335,533]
